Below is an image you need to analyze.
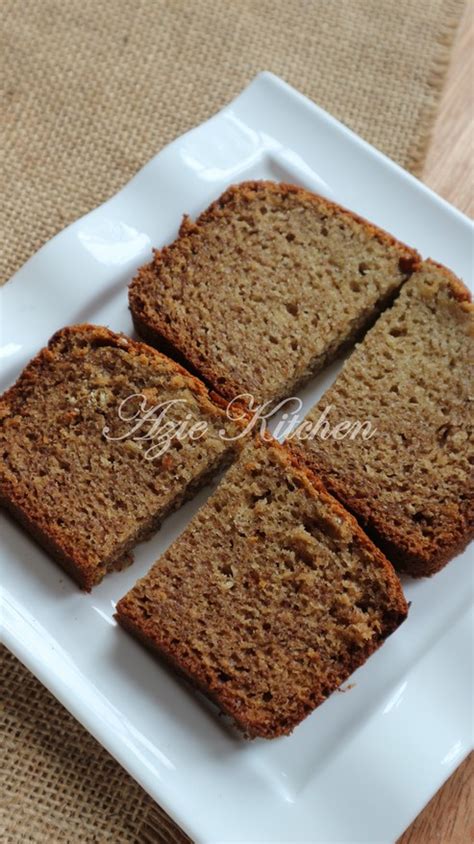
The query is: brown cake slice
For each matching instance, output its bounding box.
[129,180,419,406]
[0,324,239,590]
[116,436,407,738]
[290,261,473,576]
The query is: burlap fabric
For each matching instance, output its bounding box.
[0,0,465,841]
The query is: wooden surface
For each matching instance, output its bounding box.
[422,0,474,217]
[399,3,473,843]
[398,754,473,844]
[0,4,471,842]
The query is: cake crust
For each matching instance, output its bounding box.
[0,324,238,589]
[290,260,473,577]
[116,436,407,738]
[129,180,419,405]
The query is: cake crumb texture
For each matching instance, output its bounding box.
[116,436,407,738]
[129,180,419,404]
[0,324,237,590]
[291,260,473,576]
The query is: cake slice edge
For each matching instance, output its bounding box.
[115,435,408,738]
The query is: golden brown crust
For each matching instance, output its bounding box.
[116,433,408,738]
[0,323,229,424]
[424,258,472,304]
[129,180,420,403]
[0,491,93,590]
[289,261,473,577]
[292,449,473,578]
[197,180,419,259]
[49,323,230,415]
[116,598,393,739]
[0,324,236,590]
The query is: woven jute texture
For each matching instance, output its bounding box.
[0,0,466,285]
[0,1,465,842]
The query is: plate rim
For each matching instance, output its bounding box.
[2,71,473,844]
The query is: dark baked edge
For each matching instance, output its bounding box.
[128,180,421,403]
[288,261,474,578]
[290,448,473,578]
[0,324,236,591]
[115,434,408,739]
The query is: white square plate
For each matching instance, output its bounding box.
[1,73,473,844]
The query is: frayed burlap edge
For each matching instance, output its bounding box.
[407,0,466,175]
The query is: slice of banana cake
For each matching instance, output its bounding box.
[0,324,238,590]
[116,436,407,738]
[290,261,473,576]
[129,180,419,405]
